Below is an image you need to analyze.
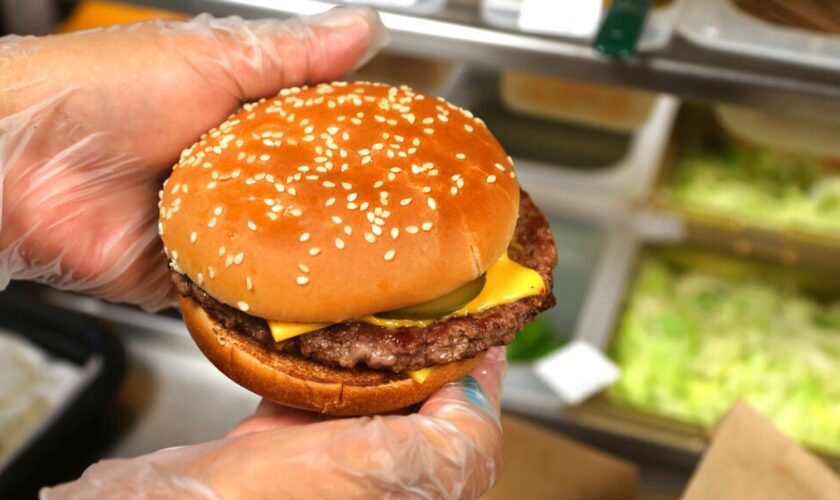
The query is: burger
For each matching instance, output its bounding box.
[158,82,557,416]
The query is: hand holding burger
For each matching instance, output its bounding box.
[160,82,557,415]
[2,7,555,497]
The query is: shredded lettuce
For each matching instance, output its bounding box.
[508,315,562,362]
[664,121,840,236]
[609,258,840,454]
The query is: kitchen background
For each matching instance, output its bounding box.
[2,1,840,498]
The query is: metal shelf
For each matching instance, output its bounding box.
[124,0,840,121]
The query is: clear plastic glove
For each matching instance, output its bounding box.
[0,7,387,310]
[43,347,506,499]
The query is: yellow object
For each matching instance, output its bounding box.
[268,321,332,342]
[406,367,434,384]
[58,1,186,33]
[268,252,546,340]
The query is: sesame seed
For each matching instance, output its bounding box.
[406,226,419,234]
[234,252,244,265]
[364,232,376,243]
[197,273,204,285]
[247,221,257,231]
[427,198,437,210]
[259,154,270,161]
[296,276,310,285]
[371,225,383,236]
[237,301,250,312]
[344,226,353,236]
[214,206,224,216]
[465,124,474,132]
[309,247,321,256]
[298,263,310,273]
[208,266,216,279]
[335,238,345,250]
[246,276,253,290]
[300,232,311,242]
[325,197,336,207]
[384,250,396,261]
[494,163,506,171]
[391,228,399,239]
[455,153,466,160]
[400,198,412,206]
[208,217,217,228]
[290,209,303,217]
[422,222,433,231]
[225,255,234,267]
[486,175,497,183]
[190,232,197,243]
[331,216,343,224]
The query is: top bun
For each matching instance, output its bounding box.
[159,82,519,323]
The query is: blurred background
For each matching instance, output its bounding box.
[2,1,840,498]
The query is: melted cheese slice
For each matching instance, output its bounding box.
[268,252,545,341]
[406,367,434,384]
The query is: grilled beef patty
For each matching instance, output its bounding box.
[173,190,557,373]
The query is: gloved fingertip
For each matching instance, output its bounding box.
[301,6,389,79]
[304,6,390,72]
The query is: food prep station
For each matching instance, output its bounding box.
[3,0,840,497]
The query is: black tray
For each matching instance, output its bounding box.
[0,291,125,498]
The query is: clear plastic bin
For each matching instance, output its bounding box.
[653,105,840,270]
[680,0,840,70]
[501,71,657,133]
[481,0,684,51]
[715,105,840,160]
[347,53,462,97]
[501,193,625,411]
[448,71,677,201]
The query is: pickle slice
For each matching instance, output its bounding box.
[376,274,487,320]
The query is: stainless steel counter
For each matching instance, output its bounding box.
[122,0,840,122]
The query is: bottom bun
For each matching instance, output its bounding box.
[181,296,484,416]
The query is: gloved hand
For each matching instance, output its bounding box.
[0,7,387,310]
[42,347,506,499]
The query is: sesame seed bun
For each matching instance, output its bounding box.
[181,296,484,416]
[159,82,519,323]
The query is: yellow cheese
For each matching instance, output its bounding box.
[268,252,545,342]
[407,367,434,384]
[269,321,331,342]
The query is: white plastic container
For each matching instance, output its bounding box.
[501,71,657,133]
[680,0,840,70]
[512,94,679,202]
[715,105,840,159]
[348,53,463,97]
[481,0,684,51]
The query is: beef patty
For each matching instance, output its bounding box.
[173,190,557,373]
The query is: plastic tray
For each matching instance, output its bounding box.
[0,291,125,498]
[348,53,464,97]
[581,240,840,469]
[500,71,657,133]
[652,105,840,273]
[501,185,638,417]
[502,210,840,469]
[679,0,840,71]
[481,0,684,51]
[448,70,678,202]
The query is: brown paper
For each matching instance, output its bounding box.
[682,402,840,500]
[484,414,638,500]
